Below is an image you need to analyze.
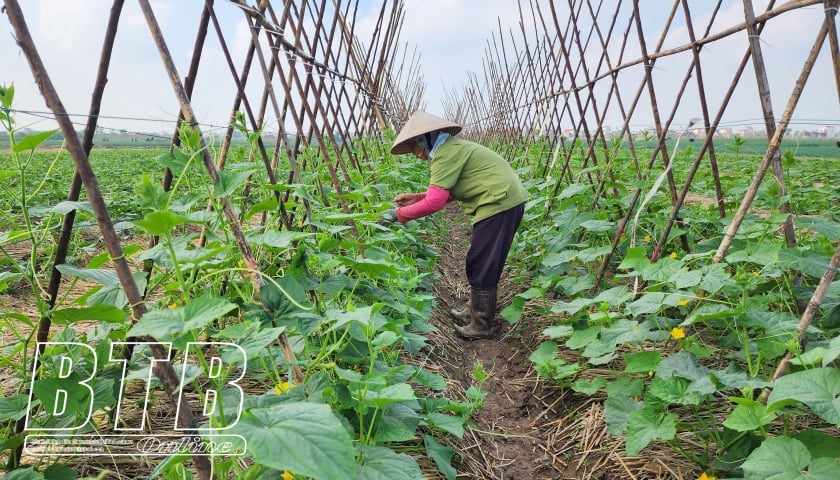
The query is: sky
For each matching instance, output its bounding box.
[1,1,837,135]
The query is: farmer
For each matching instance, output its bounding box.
[380,111,528,339]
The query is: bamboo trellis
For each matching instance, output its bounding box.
[441,0,839,407]
[3,0,840,477]
[3,0,419,476]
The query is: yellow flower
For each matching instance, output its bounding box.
[697,473,716,480]
[281,472,295,480]
[669,252,678,259]
[677,299,689,307]
[643,235,651,243]
[274,381,291,395]
[752,270,759,277]
[670,327,686,340]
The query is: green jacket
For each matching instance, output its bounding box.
[429,138,528,224]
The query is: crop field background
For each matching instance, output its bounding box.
[1,1,839,480]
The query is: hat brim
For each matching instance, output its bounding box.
[390,111,462,155]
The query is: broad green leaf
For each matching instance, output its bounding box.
[0,271,24,292]
[726,243,781,265]
[626,292,682,315]
[712,364,772,390]
[767,368,840,426]
[424,412,465,438]
[375,403,421,443]
[623,351,661,373]
[741,436,840,480]
[529,341,558,363]
[126,297,237,340]
[682,303,738,326]
[550,297,594,315]
[51,304,126,325]
[424,435,457,480]
[2,466,45,480]
[667,268,702,289]
[356,444,423,480]
[566,326,601,350]
[600,319,661,346]
[248,230,314,249]
[657,351,708,381]
[793,429,840,460]
[411,368,447,391]
[55,264,119,285]
[603,394,643,435]
[699,263,735,293]
[723,398,777,432]
[51,200,94,215]
[823,336,840,366]
[361,383,417,408]
[571,377,608,395]
[648,376,704,405]
[542,250,578,267]
[618,246,648,272]
[556,274,596,295]
[12,129,58,152]
[795,217,840,241]
[579,219,614,233]
[231,402,355,479]
[625,405,677,456]
[543,324,574,339]
[557,183,590,200]
[500,296,525,323]
[577,245,612,262]
[133,210,193,235]
[214,168,257,198]
[593,285,634,305]
[0,393,29,422]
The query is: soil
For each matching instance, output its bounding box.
[422,204,700,479]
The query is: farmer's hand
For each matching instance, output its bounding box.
[378,208,398,226]
[394,193,422,207]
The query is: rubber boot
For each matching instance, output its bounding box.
[449,302,470,327]
[454,288,498,340]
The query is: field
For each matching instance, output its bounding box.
[2,123,840,480]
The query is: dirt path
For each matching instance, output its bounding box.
[422,204,698,480]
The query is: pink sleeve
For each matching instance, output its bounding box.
[396,185,451,222]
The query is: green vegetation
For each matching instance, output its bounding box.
[2,82,840,480]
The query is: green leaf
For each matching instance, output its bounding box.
[55,264,119,285]
[133,210,193,235]
[793,429,840,460]
[51,200,94,215]
[767,368,840,426]
[657,351,709,381]
[648,376,704,405]
[604,394,643,435]
[44,462,78,480]
[623,351,661,373]
[529,341,558,363]
[543,324,574,339]
[500,296,525,323]
[579,219,614,233]
[424,435,456,480]
[625,405,677,456]
[795,217,840,241]
[723,397,777,432]
[667,268,702,289]
[571,377,608,395]
[356,444,423,480]
[248,230,314,249]
[2,466,45,480]
[126,297,237,340]
[214,168,257,198]
[741,436,840,480]
[0,393,29,421]
[424,412,466,438]
[12,130,58,152]
[51,305,126,325]
[618,246,649,272]
[231,402,355,479]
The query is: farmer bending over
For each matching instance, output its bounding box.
[380,111,528,339]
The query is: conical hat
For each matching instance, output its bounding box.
[390,111,462,154]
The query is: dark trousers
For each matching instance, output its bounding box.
[466,202,525,289]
